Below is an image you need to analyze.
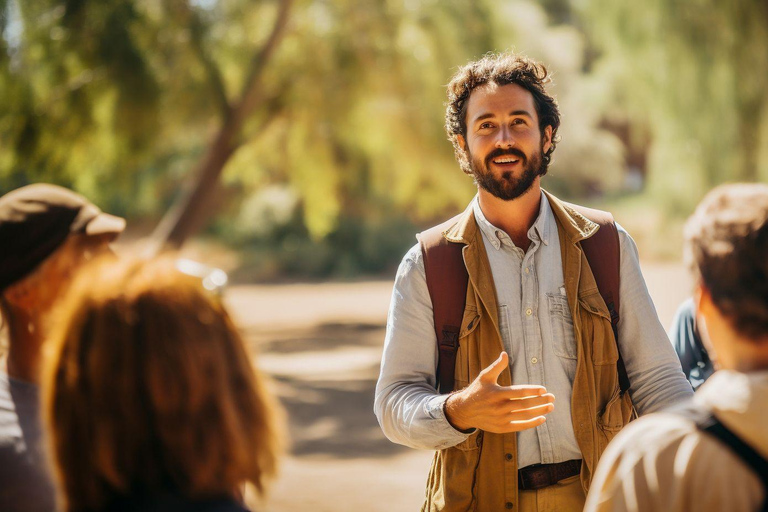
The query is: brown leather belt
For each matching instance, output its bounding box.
[518,459,582,491]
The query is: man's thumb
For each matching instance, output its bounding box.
[480,351,508,383]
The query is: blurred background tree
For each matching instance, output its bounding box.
[2,0,766,278]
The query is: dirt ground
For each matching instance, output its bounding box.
[224,263,693,512]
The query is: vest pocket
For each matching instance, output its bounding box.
[578,290,617,366]
[547,293,577,360]
[597,386,624,432]
[423,431,483,512]
[596,386,633,456]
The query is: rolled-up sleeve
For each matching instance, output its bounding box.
[374,243,471,450]
[617,225,694,413]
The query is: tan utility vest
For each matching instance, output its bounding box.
[422,191,634,512]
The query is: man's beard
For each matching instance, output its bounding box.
[469,144,546,201]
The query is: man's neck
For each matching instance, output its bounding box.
[477,180,542,251]
[728,338,768,373]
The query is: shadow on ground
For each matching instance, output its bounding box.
[243,321,385,353]
[242,322,416,460]
[275,373,412,459]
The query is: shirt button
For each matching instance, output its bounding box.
[525,308,532,316]
[505,453,513,461]
[524,267,530,274]
[506,503,514,509]
[531,357,538,364]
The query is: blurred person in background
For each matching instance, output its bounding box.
[42,257,283,512]
[585,183,768,511]
[0,184,125,512]
[375,52,692,512]
[670,297,714,390]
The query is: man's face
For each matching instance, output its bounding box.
[457,82,552,201]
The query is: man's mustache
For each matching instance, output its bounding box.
[485,148,527,166]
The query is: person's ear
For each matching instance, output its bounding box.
[694,283,713,316]
[456,134,467,153]
[542,126,553,154]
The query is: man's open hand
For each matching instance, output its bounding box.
[444,352,555,433]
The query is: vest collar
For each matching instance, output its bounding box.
[543,189,600,245]
[442,189,600,246]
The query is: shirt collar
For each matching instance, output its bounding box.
[471,191,551,251]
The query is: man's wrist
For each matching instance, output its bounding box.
[444,391,474,433]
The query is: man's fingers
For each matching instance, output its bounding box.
[497,385,548,400]
[505,416,548,432]
[479,351,508,384]
[506,393,555,411]
[505,402,554,421]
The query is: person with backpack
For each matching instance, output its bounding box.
[585,183,768,512]
[374,52,693,512]
[671,297,715,390]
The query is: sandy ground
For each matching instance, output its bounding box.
[224,262,693,512]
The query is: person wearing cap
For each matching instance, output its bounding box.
[0,183,125,512]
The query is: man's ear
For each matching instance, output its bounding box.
[455,134,467,152]
[542,126,553,154]
[694,283,712,316]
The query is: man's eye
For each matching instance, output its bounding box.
[512,119,526,126]
[479,122,494,129]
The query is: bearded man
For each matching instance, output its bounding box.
[374,52,693,512]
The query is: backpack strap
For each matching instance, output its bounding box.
[417,215,468,394]
[674,403,768,510]
[569,204,630,395]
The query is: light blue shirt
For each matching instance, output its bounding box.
[374,193,693,468]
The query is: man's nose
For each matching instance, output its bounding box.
[494,125,515,149]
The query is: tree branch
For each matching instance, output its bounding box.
[235,0,293,119]
[148,0,293,251]
[175,1,230,119]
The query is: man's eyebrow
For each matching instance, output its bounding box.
[472,113,495,124]
[472,110,533,124]
[510,110,533,118]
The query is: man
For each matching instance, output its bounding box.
[0,184,124,512]
[585,184,768,512]
[374,53,692,512]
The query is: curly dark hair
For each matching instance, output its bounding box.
[684,183,768,340]
[445,52,561,176]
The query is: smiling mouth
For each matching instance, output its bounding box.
[492,157,520,165]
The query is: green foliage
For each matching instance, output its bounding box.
[579,0,768,212]
[4,0,764,276]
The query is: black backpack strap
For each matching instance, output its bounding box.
[417,215,468,394]
[674,403,768,510]
[698,414,768,490]
[569,204,629,395]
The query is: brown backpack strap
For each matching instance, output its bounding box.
[417,215,467,393]
[569,204,629,395]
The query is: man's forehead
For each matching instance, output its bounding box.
[466,82,537,120]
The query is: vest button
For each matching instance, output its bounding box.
[505,453,513,461]
[506,502,514,509]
